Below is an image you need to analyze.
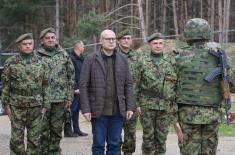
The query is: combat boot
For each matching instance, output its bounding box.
[64,131,78,137]
[64,124,78,137]
[76,130,88,136]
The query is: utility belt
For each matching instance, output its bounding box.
[11,88,42,96]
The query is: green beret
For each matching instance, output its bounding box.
[147,32,164,43]
[40,27,56,38]
[15,33,33,43]
[117,29,131,40]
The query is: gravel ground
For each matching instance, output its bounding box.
[1,115,235,155]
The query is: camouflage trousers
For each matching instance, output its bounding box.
[122,112,138,155]
[40,102,65,155]
[179,123,219,155]
[9,105,41,155]
[140,108,171,155]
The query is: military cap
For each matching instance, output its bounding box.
[40,27,56,38]
[15,33,33,43]
[117,29,131,40]
[147,32,164,43]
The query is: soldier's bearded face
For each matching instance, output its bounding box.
[42,32,57,48]
[119,35,132,49]
[18,39,34,54]
[149,39,164,53]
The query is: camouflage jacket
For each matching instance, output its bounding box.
[175,42,235,124]
[134,46,177,111]
[118,47,139,94]
[1,53,51,108]
[118,47,137,74]
[36,45,75,103]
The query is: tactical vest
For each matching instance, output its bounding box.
[176,46,222,107]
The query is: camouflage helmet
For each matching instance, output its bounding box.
[184,18,211,41]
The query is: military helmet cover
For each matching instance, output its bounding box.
[40,27,56,38]
[147,32,164,43]
[117,29,131,40]
[15,33,33,43]
[184,18,212,41]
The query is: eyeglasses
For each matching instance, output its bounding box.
[102,38,116,42]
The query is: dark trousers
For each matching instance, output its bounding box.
[70,94,80,133]
[91,115,124,155]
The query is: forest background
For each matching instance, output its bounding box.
[0,0,234,49]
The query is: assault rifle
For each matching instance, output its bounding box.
[204,49,231,124]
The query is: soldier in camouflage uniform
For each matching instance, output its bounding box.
[135,33,177,155]
[174,18,235,155]
[117,29,138,155]
[1,33,51,155]
[36,28,75,155]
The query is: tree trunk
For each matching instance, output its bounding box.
[210,0,215,41]
[55,0,60,41]
[172,0,179,39]
[223,0,226,42]
[131,0,134,30]
[162,0,167,33]
[153,0,157,31]
[179,0,185,34]
[66,0,77,38]
[184,0,188,22]
[218,0,223,43]
[138,0,147,42]
[225,0,230,42]
[200,0,203,18]
[145,0,150,35]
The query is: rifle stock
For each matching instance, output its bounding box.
[220,80,231,99]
